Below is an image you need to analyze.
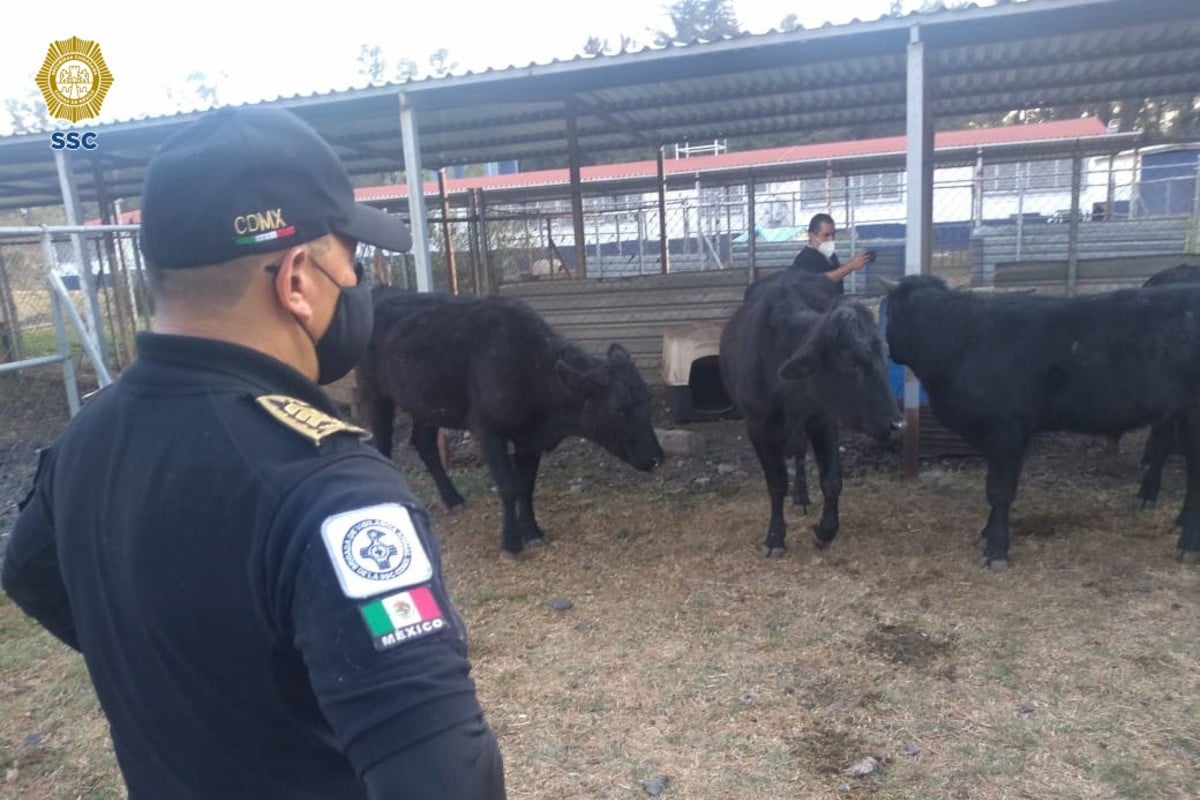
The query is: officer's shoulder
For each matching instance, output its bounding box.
[251,394,372,450]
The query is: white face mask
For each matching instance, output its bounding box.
[817,240,836,259]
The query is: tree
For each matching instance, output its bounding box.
[396,58,419,82]
[652,0,741,46]
[165,71,220,112]
[357,44,448,84]
[779,13,801,32]
[4,80,53,134]
[428,48,458,78]
[357,44,387,84]
[581,34,639,56]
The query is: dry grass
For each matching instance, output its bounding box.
[2,425,1199,799]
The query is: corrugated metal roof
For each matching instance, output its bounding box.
[91,117,1119,220]
[1,0,1197,212]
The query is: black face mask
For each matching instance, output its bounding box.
[269,257,374,385]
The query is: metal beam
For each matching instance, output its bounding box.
[437,169,458,294]
[657,146,669,275]
[1066,144,1084,295]
[54,149,107,363]
[567,100,588,278]
[903,24,934,481]
[398,93,433,292]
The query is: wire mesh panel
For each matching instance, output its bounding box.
[0,225,146,548]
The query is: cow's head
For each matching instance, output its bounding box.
[778,302,902,442]
[557,343,664,471]
[879,274,949,367]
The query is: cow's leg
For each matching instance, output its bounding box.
[1138,418,1175,508]
[513,449,546,546]
[748,418,789,557]
[980,439,1027,571]
[1174,413,1200,562]
[791,437,811,512]
[411,423,467,510]
[806,417,842,548]
[366,389,396,459]
[478,432,525,556]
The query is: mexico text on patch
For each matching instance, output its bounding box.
[359,586,446,651]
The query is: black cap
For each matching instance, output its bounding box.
[140,106,412,269]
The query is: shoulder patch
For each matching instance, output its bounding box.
[255,394,369,446]
[359,586,447,651]
[319,503,434,599]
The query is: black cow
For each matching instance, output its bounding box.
[883,274,1200,569]
[358,288,664,556]
[1137,264,1200,507]
[720,271,902,557]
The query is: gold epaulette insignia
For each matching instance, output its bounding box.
[255,395,370,446]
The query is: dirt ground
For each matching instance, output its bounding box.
[2,392,1198,800]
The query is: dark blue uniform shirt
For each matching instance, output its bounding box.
[2,332,491,799]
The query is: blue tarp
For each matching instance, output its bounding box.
[731,226,804,244]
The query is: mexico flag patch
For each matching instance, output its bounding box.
[360,586,446,651]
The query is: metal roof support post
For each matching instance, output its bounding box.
[398,93,433,292]
[54,149,107,364]
[567,100,588,278]
[1129,146,1142,219]
[747,175,757,282]
[437,169,458,295]
[41,230,80,416]
[475,188,491,292]
[903,24,934,481]
[1189,158,1200,253]
[972,150,984,230]
[1066,144,1083,296]
[657,146,670,274]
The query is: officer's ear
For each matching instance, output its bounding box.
[267,246,318,324]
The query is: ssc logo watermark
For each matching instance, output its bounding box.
[36,36,114,124]
[35,36,114,151]
[341,518,413,581]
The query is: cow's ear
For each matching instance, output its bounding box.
[607,342,632,363]
[557,359,608,395]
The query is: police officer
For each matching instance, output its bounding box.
[791,212,872,294]
[1,106,506,799]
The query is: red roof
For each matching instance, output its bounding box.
[93,118,1109,224]
[355,118,1109,202]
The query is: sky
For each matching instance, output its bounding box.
[1,0,997,134]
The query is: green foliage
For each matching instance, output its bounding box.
[3,78,53,135]
[652,0,741,46]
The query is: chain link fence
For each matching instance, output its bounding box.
[452,153,1199,296]
[0,225,139,546]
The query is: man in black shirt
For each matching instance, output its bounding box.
[2,107,506,800]
[791,212,872,294]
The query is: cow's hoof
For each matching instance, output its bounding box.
[811,530,833,550]
[526,536,548,548]
[1177,549,1200,565]
[761,545,786,558]
[1138,496,1155,510]
[500,547,528,561]
[445,498,467,512]
[793,500,810,514]
[982,556,1009,571]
